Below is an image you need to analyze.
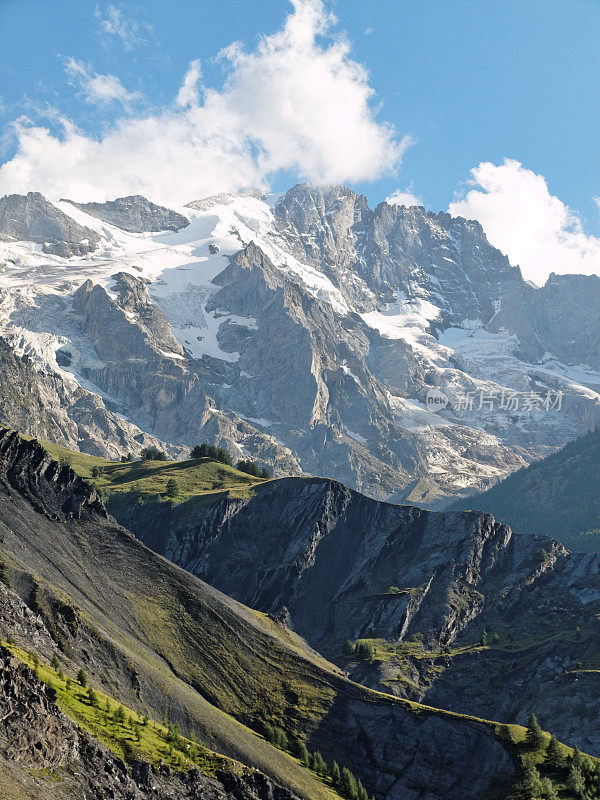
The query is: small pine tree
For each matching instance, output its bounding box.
[341,767,358,800]
[480,630,488,646]
[77,668,87,687]
[343,639,356,656]
[105,699,111,714]
[263,724,275,745]
[330,761,342,787]
[525,713,544,750]
[31,653,40,670]
[51,654,60,671]
[539,777,558,800]
[566,765,585,797]
[356,779,368,800]
[544,735,563,768]
[275,729,288,752]
[87,687,98,707]
[66,677,72,691]
[295,740,310,766]
[570,745,584,770]
[260,467,271,479]
[313,751,326,775]
[520,764,542,797]
[165,478,179,498]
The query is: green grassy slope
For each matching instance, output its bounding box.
[450,427,600,550]
[36,439,266,508]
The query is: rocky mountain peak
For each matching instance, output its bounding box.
[64,194,190,233]
[0,192,100,257]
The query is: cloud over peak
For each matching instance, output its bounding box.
[0,0,406,205]
[450,159,600,285]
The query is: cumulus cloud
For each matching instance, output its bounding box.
[95,5,151,50]
[0,0,407,205]
[386,188,422,208]
[64,58,140,106]
[450,159,600,285]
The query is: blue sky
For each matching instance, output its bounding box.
[1,0,599,282]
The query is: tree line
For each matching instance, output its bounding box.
[263,724,373,800]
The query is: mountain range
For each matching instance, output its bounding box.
[1,186,599,507]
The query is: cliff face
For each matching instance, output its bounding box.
[119,476,600,755]
[64,195,190,233]
[0,431,519,800]
[0,428,106,520]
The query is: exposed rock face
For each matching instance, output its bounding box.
[69,274,301,471]
[122,475,600,756]
[0,336,179,460]
[0,428,106,519]
[66,195,189,232]
[0,192,100,256]
[0,431,517,800]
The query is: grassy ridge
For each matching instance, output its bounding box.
[37,439,265,506]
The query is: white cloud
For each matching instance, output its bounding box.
[386,188,422,208]
[95,5,151,50]
[64,58,140,107]
[450,159,600,285]
[176,60,202,109]
[0,0,407,205]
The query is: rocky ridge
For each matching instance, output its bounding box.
[120,474,600,756]
[65,195,190,233]
[0,192,100,257]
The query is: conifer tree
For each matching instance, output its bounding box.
[570,745,584,770]
[341,767,358,800]
[520,764,542,797]
[566,765,585,797]
[330,761,341,787]
[296,741,310,767]
[544,735,563,768]
[525,713,544,749]
[540,777,558,800]
[343,640,356,656]
[77,668,87,687]
[87,687,98,707]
